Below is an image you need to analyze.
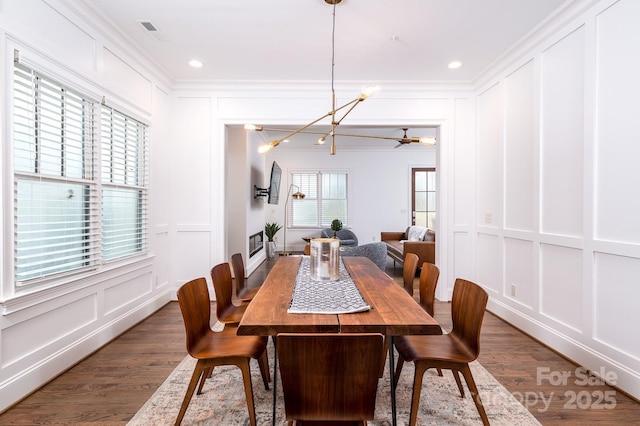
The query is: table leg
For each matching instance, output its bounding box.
[389,335,397,426]
[271,335,278,426]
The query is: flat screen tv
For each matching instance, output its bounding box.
[267,161,282,205]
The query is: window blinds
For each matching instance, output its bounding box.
[101,107,148,260]
[13,64,100,283]
[290,171,348,227]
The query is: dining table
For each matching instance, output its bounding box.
[237,255,441,426]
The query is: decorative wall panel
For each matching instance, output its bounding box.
[477,84,502,227]
[504,61,535,232]
[476,233,501,293]
[540,244,583,331]
[594,252,640,360]
[541,27,585,237]
[595,0,640,244]
[504,237,534,308]
[2,295,97,367]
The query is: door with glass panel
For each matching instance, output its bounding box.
[412,168,436,228]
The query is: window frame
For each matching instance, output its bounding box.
[289,169,350,229]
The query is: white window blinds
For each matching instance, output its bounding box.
[13,63,100,283]
[290,171,348,227]
[12,61,149,286]
[101,107,148,260]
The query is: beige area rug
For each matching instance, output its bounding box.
[129,340,540,425]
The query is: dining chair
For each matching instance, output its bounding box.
[402,252,420,296]
[418,262,440,317]
[210,262,248,324]
[393,278,490,426]
[175,277,270,426]
[230,253,260,304]
[277,333,384,425]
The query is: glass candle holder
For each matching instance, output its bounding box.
[309,237,340,281]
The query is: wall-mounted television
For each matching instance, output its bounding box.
[267,161,282,204]
[254,161,282,204]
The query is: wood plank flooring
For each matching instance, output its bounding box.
[0,257,638,425]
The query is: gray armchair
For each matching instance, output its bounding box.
[340,242,387,271]
[321,228,358,246]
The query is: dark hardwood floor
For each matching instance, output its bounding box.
[0,256,638,425]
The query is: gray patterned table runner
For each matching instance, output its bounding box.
[287,257,371,314]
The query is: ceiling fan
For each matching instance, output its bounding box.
[394,128,418,148]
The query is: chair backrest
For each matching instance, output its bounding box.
[450,278,488,360]
[210,262,235,321]
[176,277,212,356]
[277,333,383,422]
[402,253,420,296]
[418,262,440,317]
[340,242,387,270]
[230,253,247,297]
[321,228,358,245]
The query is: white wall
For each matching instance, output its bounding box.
[475,0,640,400]
[0,0,173,411]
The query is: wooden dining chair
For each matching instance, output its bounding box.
[210,262,248,324]
[230,253,260,304]
[402,252,420,296]
[277,333,384,425]
[175,277,270,426]
[393,278,490,426]
[418,262,440,317]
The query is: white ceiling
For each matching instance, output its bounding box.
[80,0,568,84]
[77,0,568,149]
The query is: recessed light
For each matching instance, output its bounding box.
[448,61,462,69]
[189,59,203,68]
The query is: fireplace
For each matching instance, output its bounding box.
[249,231,263,258]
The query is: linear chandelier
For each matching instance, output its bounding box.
[246,126,437,148]
[245,0,381,155]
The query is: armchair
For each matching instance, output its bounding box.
[321,228,358,246]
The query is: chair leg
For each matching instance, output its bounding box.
[408,362,428,426]
[197,366,214,394]
[176,359,208,426]
[393,354,406,387]
[379,336,389,377]
[257,350,271,390]
[238,359,258,426]
[452,369,465,397]
[437,367,443,377]
[460,364,490,426]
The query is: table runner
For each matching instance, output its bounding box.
[287,256,371,314]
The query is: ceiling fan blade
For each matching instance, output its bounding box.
[393,143,403,149]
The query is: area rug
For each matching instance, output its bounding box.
[128,340,540,425]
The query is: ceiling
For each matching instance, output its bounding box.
[79,0,568,84]
[77,0,568,149]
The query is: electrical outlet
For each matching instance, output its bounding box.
[485,213,493,224]
[510,284,516,297]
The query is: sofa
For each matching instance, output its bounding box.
[381,226,435,267]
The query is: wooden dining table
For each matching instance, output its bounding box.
[237,255,440,426]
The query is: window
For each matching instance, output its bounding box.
[101,107,148,260]
[12,61,148,286]
[412,168,436,229]
[290,171,348,228]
